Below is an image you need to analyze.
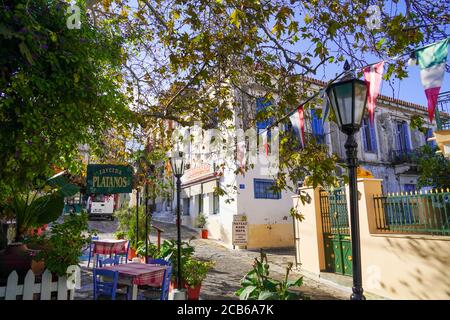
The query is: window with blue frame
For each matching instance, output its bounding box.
[310,109,325,144]
[396,121,411,153]
[361,117,377,153]
[256,98,274,152]
[253,179,281,199]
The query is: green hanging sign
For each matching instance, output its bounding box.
[86,164,133,194]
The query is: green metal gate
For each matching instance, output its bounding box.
[320,188,353,276]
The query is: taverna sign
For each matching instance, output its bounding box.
[87,164,133,194]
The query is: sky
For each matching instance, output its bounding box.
[313,50,450,108]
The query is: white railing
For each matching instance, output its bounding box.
[0,266,79,300]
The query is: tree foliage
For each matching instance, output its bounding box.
[1,0,448,201]
[0,0,132,200]
[416,145,450,189]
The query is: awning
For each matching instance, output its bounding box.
[47,172,80,197]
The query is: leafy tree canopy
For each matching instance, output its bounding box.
[1,0,448,204]
[0,0,133,200]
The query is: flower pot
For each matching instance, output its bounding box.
[0,243,33,283]
[31,259,45,275]
[128,247,137,261]
[185,283,202,300]
[201,229,208,239]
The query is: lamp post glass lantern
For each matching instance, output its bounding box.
[169,151,186,292]
[326,65,368,300]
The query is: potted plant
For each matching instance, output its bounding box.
[115,206,148,261]
[158,239,195,289]
[195,213,208,239]
[136,241,159,263]
[0,189,65,281]
[182,258,214,300]
[34,212,93,278]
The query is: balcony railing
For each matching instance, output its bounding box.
[390,149,421,164]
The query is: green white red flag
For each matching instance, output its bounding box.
[415,38,449,122]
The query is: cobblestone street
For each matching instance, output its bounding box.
[75,218,349,300]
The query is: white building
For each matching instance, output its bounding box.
[154,77,444,249]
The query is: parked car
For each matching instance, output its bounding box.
[87,194,115,220]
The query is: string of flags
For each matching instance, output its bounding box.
[250,38,449,153]
[284,38,449,146]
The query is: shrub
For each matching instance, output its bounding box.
[35,212,94,276]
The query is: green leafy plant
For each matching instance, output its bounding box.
[114,230,127,240]
[114,206,149,249]
[157,239,195,281]
[5,190,64,241]
[416,145,450,189]
[194,213,207,229]
[182,258,215,288]
[235,250,304,300]
[34,212,94,276]
[136,241,159,259]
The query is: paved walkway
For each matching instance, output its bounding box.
[76,218,349,300]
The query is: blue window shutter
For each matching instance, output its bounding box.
[403,122,411,151]
[396,123,403,151]
[256,98,273,129]
[369,120,377,152]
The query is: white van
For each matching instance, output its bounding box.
[87,194,115,220]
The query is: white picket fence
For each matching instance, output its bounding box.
[0,267,78,300]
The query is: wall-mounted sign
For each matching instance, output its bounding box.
[239,184,245,189]
[182,163,215,184]
[232,215,248,247]
[87,164,133,194]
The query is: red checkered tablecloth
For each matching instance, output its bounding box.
[101,263,167,286]
[92,239,128,255]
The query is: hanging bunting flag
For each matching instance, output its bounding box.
[236,140,247,168]
[289,105,305,147]
[260,130,270,156]
[363,61,385,126]
[415,38,449,123]
[319,89,330,125]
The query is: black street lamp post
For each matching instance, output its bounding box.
[326,61,368,300]
[169,151,186,291]
[145,165,155,264]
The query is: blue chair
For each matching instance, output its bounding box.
[87,236,99,268]
[146,258,171,266]
[96,255,120,268]
[93,269,119,300]
[115,240,130,264]
[137,266,172,300]
[159,266,172,300]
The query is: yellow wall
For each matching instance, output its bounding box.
[293,179,450,299]
[356,179,450,300]
[292,188,325,276]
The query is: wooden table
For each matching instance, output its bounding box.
[100,263,167,300]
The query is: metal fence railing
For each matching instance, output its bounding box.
[373,189,450,236]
